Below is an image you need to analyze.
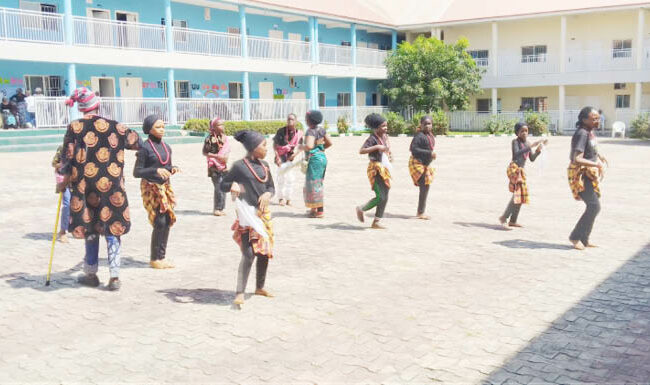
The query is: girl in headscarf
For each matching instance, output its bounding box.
[203,117,230,216]
[499,122,547,228]
[133,115,179,269]
[568,107,608,250]
[301,110,332,218]
[220,130,275,306]
[356,113,392,229]
[408,115,437,220]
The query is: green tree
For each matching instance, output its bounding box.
[380,36,483,113]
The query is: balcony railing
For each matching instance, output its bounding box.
[0,7,63,43]
[250,99,310,121]
[320,107,352,128]
[498,53,560,76]
[73,16,166,51]
[247,36,311,62]
[319,43,353,66]
[176,98,244,123]
[173,27,241,57]
[567,49,636,72]
[34,97,69,128]
[98,98,170,124]
[356,47,388,68]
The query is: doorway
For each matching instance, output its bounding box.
[87,9,111,46]
[91,77,116,97]
[258,82,274,100]
[228,82,242,99]
[115,11,138,48]
[119,77,143,98]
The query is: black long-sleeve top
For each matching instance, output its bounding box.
[133,135,174,184]
[220,158,275,208]
[511,138,539,167]
[410,132,435,166]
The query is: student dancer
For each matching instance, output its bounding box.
[499,122,547,228]
[568,107,608,250]
[133,115,179,269]
[203,117,230,216]
[56,87,141,291]
[408,115,437,220]
[52,145,71,243]
[221,130,275,306]
[301,110,332,218]
[355,113,391,229]
[273,113,303,206]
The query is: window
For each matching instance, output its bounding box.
[318,92,326,107]
[616,95,631,108]
[614,83,627,90]
[468,50,489,66]
[521,45,547,63]
[340,41,351,47]
[172,19,188,42]
[521,97,548,112]
[162,80,190,98]
[228,82,243,99]
[48,76,63,96]
[337,93,350,107]
[19,1,57,30]
[24,75,62,96]
[612,39,632,58]
[476,98,501,112]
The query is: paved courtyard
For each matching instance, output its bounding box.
[1,134,649,384]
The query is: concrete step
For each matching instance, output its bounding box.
[0,135,204,153]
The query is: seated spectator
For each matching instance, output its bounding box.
[25,90,35,128]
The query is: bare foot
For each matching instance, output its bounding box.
[571,240,585,250]
[498,215,507,225]
[58,232,69,243]
[416,214,430,220]
[161,260,175,269]
[585,243,598,248]
[371,220,386,229]
[150,260,166,269]
[213,210,220,216]
[255,288,274,297]
[508,223,523,228]
[233,293,245,305]
[356,206,365,223]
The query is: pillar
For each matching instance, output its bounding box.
[351,23,357,67]
[560,16,566,73]
[167,69,177,124]
[314,19,319,63]
[351,77,357,129]
[67,63,78,120]
[310,75,319,109]
[242,71,250,121]
[491,22,498,77]
[491,88,498,116]
[391,30,397,50]
[558,85,565,134]
[636,9,645,70]
[164,0,173,53]
[63,0,73,45]
[309,16,317,64]
[635,82,642,115]
[239,6,247,58]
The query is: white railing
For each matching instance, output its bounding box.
[173,27,240,57]
[176,98,244,123]
[497,53,559,76]
[0,7,63,43]
[34,97,69,128]
[446,110,583,133]
[98,98,170,125]
[73,16,166,51]
[247,36,311,62]
[356,47,388,68]
[567,49,636,72]
[249,99,310,121]
[319,43,353,66]
[356,106,389,124]
[320,107,353,130]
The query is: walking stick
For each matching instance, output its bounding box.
[46,192,63,286]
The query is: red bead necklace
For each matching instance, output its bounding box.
[426,133,435,150]
[147,138,170,165]
[243,157,268,183]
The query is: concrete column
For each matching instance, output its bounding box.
[560,16,566,73]
[309,75,318,109]
[351,77,357,129]
[242,71,250,121]
[67,63,78,120]
[167,69,177,125]
[239,6,247,58]
[314,19,319,63]
[491,22,498,77]
[636,9,645,70]
[558,85,565,134]
[351,23,357,67]
[314,76,319,108]
[309,16,317,64]
[63,0,73,45]
[491,88,498,115]
[635,82,642,115]
[164,0,173,53]
[391,30,397,50]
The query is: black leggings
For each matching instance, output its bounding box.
[417,174,431,215]
[211,173,226,211]
[502,197,522,224]
[570,175,601,245]
[150,212,171,261]
[361,177,389,219]
[236,232,269,294]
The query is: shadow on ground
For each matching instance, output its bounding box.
[175,209,214,216]
[483,242,650,384]
[157,288,239,306]
[311,222,366,231]
[494,239,573,250]
[454,221,512,232]
[599,139,650,147]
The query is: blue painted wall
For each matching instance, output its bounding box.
[318,78,382,106]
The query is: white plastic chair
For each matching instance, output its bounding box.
[611,121,626,138]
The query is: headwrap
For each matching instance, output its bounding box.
[234,130,264,152]
[306,110,323,126]
[143,114,161,135]
[364,113,386,130]
[65,87,100,112]
[210,117,224,133]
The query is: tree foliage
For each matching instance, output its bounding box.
[380,36,483,113]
